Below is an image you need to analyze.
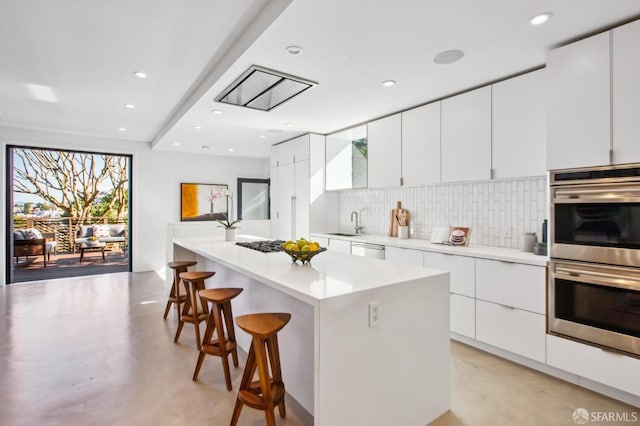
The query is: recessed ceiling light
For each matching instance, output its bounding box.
[382,80,396,87]
[259,135,266,139]
[124,103,136,109]
[193,125,202,130]
[268,129,283,133]
[228,148,234,152]
[133,71,147,79]
[212,110,222,115]
[529,12,552,26]
[118,127,126,132]
[286,45,302,56]
[173,142,181,146]
[433,49,465,65]
[285,123,294,127]
[201,145,210,149]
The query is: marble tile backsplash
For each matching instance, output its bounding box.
[340,176,548,249]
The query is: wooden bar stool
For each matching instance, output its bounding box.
[174,271,214,350]
[192,288,243,390]
[164,261,197,319]
[230,313,291,426]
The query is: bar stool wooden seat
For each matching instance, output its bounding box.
[193,287,243,390]
[164,261,197,319]
[231,312,291,426]
[174,271,215,350]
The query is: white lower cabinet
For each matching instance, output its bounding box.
[451,294,475,339]
[327,238,351,254]
[475,259,546,314]
[385,246,423,267]
[423,252,475,297]
[547,334,640,396]
[476,300,546,363]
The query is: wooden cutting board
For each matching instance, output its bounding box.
[389,201,409,237]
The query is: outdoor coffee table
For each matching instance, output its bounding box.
[78,242,106,262]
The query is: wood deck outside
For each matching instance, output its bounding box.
[11,250,130,283]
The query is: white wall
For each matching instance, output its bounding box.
[0,125,269,284]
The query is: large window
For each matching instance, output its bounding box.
[6,146,132,283]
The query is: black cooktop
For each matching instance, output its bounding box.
[235,240,285,253]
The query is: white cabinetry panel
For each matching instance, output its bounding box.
[423,252,475,297]
[475,259,546,314]
[441,87,491,182]
[401,103,441,186]
[546,32,611,170]
[385,246,424,267]
[294,160,310,239]
[327,239,351,254]
[451,294,475,339]
[612,20,640,165]
[276,162,295,241]
[476,300,546,362]
[547,334,640,396]
[368,114,402,188]
[492,69,546,178]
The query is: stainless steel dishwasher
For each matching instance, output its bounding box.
[350,241,385,260]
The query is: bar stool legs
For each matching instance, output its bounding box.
[192,288,243,390]
[230,313,291,426]
[164,261,197,319]
[174,271,215,350]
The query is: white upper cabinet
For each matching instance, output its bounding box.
[612,20,640,165]
[271,135,308,167]
[367,113,402,188]
[401,102,441,186]
[546,32,611,170]
[441,86,492,182]
[492,69,546,178]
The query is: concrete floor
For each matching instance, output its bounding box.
[0,272,636,426]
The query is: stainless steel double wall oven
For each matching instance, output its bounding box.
[549,163,640,357]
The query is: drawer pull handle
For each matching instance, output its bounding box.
[500,304,515,310]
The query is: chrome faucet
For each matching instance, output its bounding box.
[351,211,364,234]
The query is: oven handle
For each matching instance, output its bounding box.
[554,264,640,292]
[553,185,640,202]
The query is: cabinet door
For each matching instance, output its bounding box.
[294,160,310,239]
[327,238,351,254]
[385,246,423,267]
[546,32,611,170]
[476,300,546,362]
[547,334,640,396]
[423,252,475,297]
[367,113,401,188]
[276,163,295,241]
[475,259,545,314]
[613,20,640,165]
[451,294,475,339]
[401,102,441,186]
[271,140,296,167]
[492,70,546,178]
[441,87,491,182]
[293,134,310,162]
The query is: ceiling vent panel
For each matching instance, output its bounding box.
[214,65,317,111]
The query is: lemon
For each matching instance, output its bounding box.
[301,245,311,252]
[286,243,299,251]
[282,240,294,248]
[309,242,320,251]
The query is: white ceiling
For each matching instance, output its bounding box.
[2,0,640,159]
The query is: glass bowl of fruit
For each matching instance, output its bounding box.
[281,238,326,265]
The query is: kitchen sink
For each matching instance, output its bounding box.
[327,232,364,237]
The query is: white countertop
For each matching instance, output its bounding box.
[173,236,449,305]
[310,232,549,266]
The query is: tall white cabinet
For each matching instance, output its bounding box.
[441,86,492,182]
[270,135,310,241]
[612,19,640,165]
[401,102,441,185]
[492,69,546,178]
[367,113,402,188]
[546,32,611,170]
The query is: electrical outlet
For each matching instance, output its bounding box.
[369,302,379,328]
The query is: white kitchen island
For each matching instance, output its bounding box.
[173,237,450,426]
